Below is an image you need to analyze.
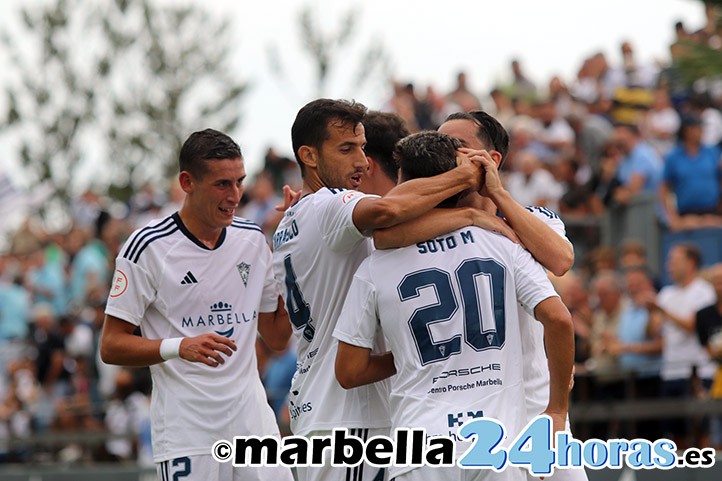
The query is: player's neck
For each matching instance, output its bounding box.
[301,172,325,197]
[177,206,223,249]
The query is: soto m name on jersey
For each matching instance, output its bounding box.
[416,230,476,255]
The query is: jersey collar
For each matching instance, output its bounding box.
[172,212,227,251]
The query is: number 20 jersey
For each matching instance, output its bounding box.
[333,226,558,460]
[271,188,390,436]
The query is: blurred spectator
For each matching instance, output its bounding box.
[610,123,663,206]
[614,268,663,387]
[241,172,283,238]
[535,98,576,163]
[69,211,119,311]
[25,244,68,317]
[0,275,31,345]
[653,243,716,447]
[589,270,626,385]
[688,92,722,148]
[505,150,563,211]
[644,88,681,157]
[659,114,722,231]
[446,71,482,113]
[488,88,515,128]
[102,368,152,465]
[554,271,593,367]
[382,80,420,132]
[566,105,613,177]
[262,147,296,191]
[556,156,602,216]
[620,41,659,89]
[549,76,574,118]
[696,263,722,450]
[69,190,104,235]
[510,58,537,100]
[588,140,623,207]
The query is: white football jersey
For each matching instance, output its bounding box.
[334,226,558,479]
[518,206,571,419]
[105,213,281,463]
[271,188,390,436]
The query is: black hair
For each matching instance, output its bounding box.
[179,129,242,179]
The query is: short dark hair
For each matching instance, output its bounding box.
[291,99,367,176]
[394,131,462,208]
[179,129,242,178]
[444,110,510,162]
[363,111,410,183]
[677,242,703,269]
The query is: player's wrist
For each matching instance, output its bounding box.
[159,337,184,361]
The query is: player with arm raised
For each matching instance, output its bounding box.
[334,131,575,481]
[374,111,587,481]
[101,129,293,481]
[271,99,483,481]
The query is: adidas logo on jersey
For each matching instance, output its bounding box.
[181,271,198,285]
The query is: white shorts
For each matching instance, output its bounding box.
[295,428,388,481]
[156,454,294,481]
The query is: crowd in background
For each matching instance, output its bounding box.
[2,10,722,465]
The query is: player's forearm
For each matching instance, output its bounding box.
[336,345,396,389]
[373,208,475,249]
[100,332,165,367]
[544,321,574,414]
[362,167,475,231]
[535,299,575,414]
[489,189,573,276]
[258,301,292,351]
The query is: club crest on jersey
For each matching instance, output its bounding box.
[487,333,495,345]
[439,345,446,356]
[237,262,251,286]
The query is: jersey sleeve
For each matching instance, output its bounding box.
[317,189,379,252]
[104,256,157,327]
[511,245,559,316]
[333,260,378,349]
[259,243,279,313]
[523,205,571,242]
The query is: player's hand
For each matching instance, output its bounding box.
[179,334,237,367]
[472,210,520,244]
[459,148,504,198]
[542,408,568,447]
[455,150,483,192]
[275,185,301,212]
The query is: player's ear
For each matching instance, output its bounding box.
[490,150,503,168]
[179,171,194,194]
[366,156,376,175]
[298,145,318,170]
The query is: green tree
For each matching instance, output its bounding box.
[675,0,722,85]
[1,0,246,223]
[267,4,392,100]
